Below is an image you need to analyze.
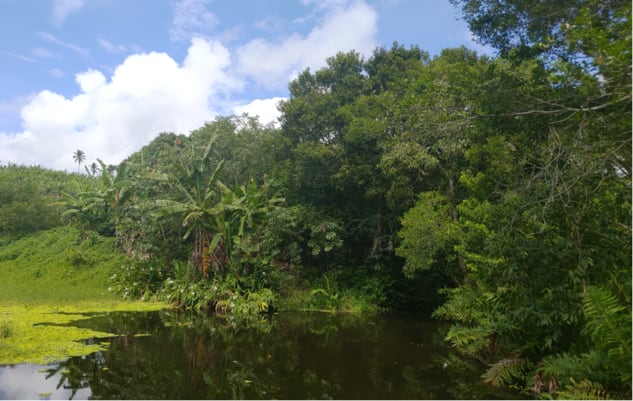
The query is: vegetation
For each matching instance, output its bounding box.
[0,224,166,364]
[0,0,629,398]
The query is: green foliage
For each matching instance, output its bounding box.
[309,275,340,311]
[556,379,610,400]
[0,226,125,304]
[532,285,632,398]
[481,357,532,389]
[307,221,344,257]
[0,164,83,237]
[303,273,382,314]
[583,285,632,382]
[110,259,169,300]
[397,192,460,279]
[423,2,633,399]
[57,160,133,237]
[157,275,275,322]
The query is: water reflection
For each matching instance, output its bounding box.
[0,311,522,399]
[0,364,91,400]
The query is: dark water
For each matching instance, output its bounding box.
[0,311,523,399]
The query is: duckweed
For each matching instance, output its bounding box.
[0,227,169,365]
[0,301,167,365]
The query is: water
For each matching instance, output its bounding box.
[0,311,523,399]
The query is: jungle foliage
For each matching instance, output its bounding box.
[0,0,629,398]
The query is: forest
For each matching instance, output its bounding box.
[0,0,630,399]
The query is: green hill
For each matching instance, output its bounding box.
[0,226,123,304]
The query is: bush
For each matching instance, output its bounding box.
[64,247,92,267]
[110,259,169,300]
[157,274,276,322]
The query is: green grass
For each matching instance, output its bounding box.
[0,226,123,304]
[0,226,167,364]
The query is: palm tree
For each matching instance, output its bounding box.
[89,162,100,176]
[73,149,86,174]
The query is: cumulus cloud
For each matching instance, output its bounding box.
[52,0,85,26]
[235,0,378,89]
[233,97,285,127]
[0,38,241,171]
[1,0,382,171]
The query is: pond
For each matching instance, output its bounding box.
[0,311,522,399]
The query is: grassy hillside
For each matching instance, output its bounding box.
[0,226,168,365]
[0,226,123,304]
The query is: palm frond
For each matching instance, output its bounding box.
[201,129,219,163]
[182,211,204,227]
[150,199,189,217]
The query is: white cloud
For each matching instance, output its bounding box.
[0,0,383,171]
[52,0,85,26]
[32,47,55,58]
[299,0,350,14]
[235,0,378,89]
[49,67,65,78]
[97,38,128,54]
[4,51,36,63]
[170,0,219,42]
[233,97,285,127]
[38,31,89,57]
[0,38,242,171]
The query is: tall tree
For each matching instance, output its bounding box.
[73,149,86,174]
[411,1,633,397]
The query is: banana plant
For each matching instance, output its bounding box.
[210,179,285,273]
[148,132,227,278]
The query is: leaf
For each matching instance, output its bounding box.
[482,357,530,387]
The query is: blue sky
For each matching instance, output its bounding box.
[0,0,492,171]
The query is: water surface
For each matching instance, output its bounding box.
[0,311,522,399]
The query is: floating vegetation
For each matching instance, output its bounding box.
[0,301,167,365]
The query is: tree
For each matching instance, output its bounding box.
[73,149,86,174]
[149,132,226,278]
[416,1,633,397]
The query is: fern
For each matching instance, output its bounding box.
[539,352,600,383]
[583,285,632,383]
[532,285,632,398]
[444,323,495,356]
[556,378,610,400]
[482,357,531,387]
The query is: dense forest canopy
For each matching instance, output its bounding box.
[0,0,630,398]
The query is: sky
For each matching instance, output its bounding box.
[0,0,493,172]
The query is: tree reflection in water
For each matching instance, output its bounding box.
[47,311,522,399]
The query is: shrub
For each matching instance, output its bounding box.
[110,259,169,300]
[157,275,276,322]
